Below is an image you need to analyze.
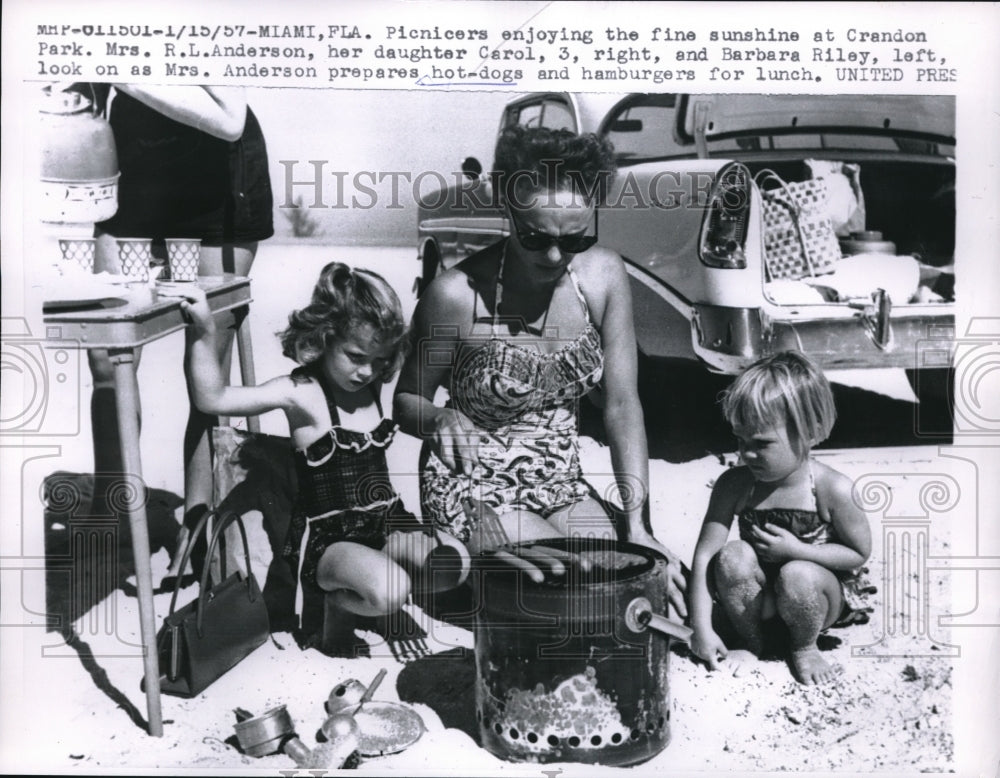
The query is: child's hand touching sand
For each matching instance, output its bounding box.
[691,626,728,671]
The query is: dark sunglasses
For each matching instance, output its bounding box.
[507,207,599,254]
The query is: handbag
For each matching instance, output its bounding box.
[146,509,270,698]
[755,169,841,281]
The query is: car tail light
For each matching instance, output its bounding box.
[699,162,750,269]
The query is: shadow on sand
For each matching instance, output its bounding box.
[42,471,183,732]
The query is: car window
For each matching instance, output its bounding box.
[539,101,575,131]
[515,103,543,127]
[602,94,688,162]
[606,103,684,159]
[505,98,577,132]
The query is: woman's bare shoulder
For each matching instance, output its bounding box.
[573,245,625,283]
[416,265,476,323]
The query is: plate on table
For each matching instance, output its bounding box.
[43,289,128,312]
[154,281,199,299]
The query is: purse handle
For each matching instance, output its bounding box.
[164,510,259,637]
[195,512,258,637]
[753,168,818,278]
[165,507,215,620]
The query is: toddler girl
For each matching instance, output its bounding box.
[178,262,465,654]
[689,351,874,685]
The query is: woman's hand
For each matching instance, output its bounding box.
[431,408,481,475]
[629,529,688,619]
[750,523,803,564]
[690,626,729,671]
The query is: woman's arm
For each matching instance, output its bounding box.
[590,250,650,540]
[393,272,481,475]
[112,84,248,141]
[179,287,292,416]
[588,250,689,614]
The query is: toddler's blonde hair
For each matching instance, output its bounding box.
[721,351,836,457]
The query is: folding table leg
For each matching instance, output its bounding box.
[234,304,259,433]
[109,347,163,737]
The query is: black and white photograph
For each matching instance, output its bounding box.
[2,2,998,775]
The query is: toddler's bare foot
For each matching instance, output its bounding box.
[721,649,761,677]
[790,646,841,685]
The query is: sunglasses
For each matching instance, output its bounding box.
[507,207,599,254]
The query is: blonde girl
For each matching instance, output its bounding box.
[689,351,874,685]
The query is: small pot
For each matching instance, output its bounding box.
[233,705,296,757]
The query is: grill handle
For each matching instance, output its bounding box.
[625,596,693,644]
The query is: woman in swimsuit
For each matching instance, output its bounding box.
[394,125,686,613]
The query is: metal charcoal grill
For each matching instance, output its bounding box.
[473,537,677,766]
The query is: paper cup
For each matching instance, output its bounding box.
[165,238,202,282]
[116,238,153,282]
[58,237,96,272]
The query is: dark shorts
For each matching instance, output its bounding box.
[284,498,427,591]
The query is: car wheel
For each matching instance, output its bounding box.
[905,366,954,438]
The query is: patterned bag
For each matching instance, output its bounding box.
[755,169,841,281]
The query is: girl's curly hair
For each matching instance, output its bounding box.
[279,262,408,382]
[492,124,617,208]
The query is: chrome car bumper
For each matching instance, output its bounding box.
[691,302,955,374]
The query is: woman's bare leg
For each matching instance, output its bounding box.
[545,496,616,542]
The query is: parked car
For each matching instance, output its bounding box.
[415,92,956,416]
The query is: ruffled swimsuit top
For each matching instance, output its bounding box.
[448,241,604,435]
[293,415,398,519]
[286,373,403,618]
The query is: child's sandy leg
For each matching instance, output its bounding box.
[385,530,470,594]
[774,560,844,685]
[317,542,411,617]
[714,541,770,656]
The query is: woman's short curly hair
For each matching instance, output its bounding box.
[492,125,617,208]
[279,262,408,382]
[721,350,837,458]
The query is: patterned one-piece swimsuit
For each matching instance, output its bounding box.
[737,460,875,627]
[420,242,605,543]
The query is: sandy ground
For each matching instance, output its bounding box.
[4,242,963,774]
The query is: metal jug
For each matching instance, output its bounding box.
[39,84,119,224]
